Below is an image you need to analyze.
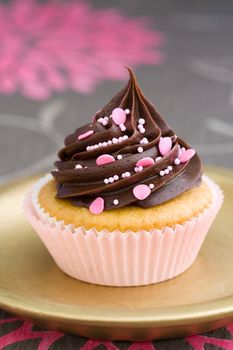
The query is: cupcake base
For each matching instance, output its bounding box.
[24,175,223,287]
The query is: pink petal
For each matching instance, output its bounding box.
[133,184,151,200]
[78,130,94,140]
[96,154,115,166]
[180,149,196,163]
[158,137,172,156]
[89,197,104,215]
[136,157,155,167]
[112,108,126,125]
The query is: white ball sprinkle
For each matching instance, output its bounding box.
[164,169,169,175]
[138,166,143,172]
[134,167,139,173]
[125,109,130,114]
[104,116,109,121]
[103,142,108,147]
[123,135,128,140]
[102,120,108,126]
[138,118,145,125]
[120,124,126,131]
[174,158,181,165]
[117,155,122,160]
[139,128,145,134]
[93,144,98,149]
[75,164,82,169]
[104,178,109,184]
[125,172,131,177]
[156,156,162,161]
[114,175,119,181]
[108,140,112,145]
[112,138,118,144]
[138,147,143,153]
[159,170,165,176]
[167,165,173,171]
[97,118,103,123]
[119,136,123,142]
[113,199,119,205]
[98,142,103,147]
[149,183,155,189]
[86,146,91,151]
[109,177,114,183]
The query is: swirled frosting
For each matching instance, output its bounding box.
[52,68,202,214]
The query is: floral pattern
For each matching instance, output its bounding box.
[0,0,164,100]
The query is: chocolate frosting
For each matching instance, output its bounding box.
[52,68,202,212]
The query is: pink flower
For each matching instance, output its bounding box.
[0,0,165,100]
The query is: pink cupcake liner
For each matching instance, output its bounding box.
[23,174,223,287]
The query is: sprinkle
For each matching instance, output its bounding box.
[138,118,145,125]
[109,177,114,183]
[140,137,149,145]
[112,138,118,144]
[156,156,162,161]
[137,147,143,153]
[108,140,113,145]
[75,164,82,169]
[179,149,196,163]
[125,109,130,114]
[123,135,128,140]
[98,142,103,147]
[113,199,119,205]
[149,184,155,189]
[139,127,145,134]
[133,184,151,200]
[167,165,173,171]
[164,169,169,175]
[102,120,108,126]
[138,166,143,172]
[134,167,139,173]
[97,117,104,123]
[102,142,108,147]
[174,158,181,165]
[86,146,91,151]
[119,136,123,142]
[96,154,115,166]
[104,178,109,184]
[78,130,94,141]
[112,108,126,125]
[114,175,119,181]
[93,144,98,149]
[158,137,172,156]
[136,157,154,167]
[120,124,126,131]
[104,116,109,121]
[117,155,122,160]
[122,172,130,178]
[89,197,104,215]
[159,170,165,176]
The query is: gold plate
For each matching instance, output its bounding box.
[0,166,232,341]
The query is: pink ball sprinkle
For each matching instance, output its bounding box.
[136,157,155,167]
[112,108,126,125]
[96,154,115,166]
[78,130,94,141]
[179,149,196,163]
[158,137,172,156]
[133,184,151,200]
[89,197,104,215]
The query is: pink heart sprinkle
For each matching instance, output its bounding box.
[136,157,155,167]
[159,137,172,156]
[78,130,94,140]
[96,154,115,166]
[133,184,151,200]
[179,149,196,163]
[112,108,126,125]
[89,197,104,215]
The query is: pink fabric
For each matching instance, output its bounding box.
[0,0,165,100]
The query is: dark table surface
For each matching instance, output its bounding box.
[0,0,233,349]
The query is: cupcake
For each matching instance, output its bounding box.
[24,68,223,287]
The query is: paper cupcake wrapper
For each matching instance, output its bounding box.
[23,174,223,287]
